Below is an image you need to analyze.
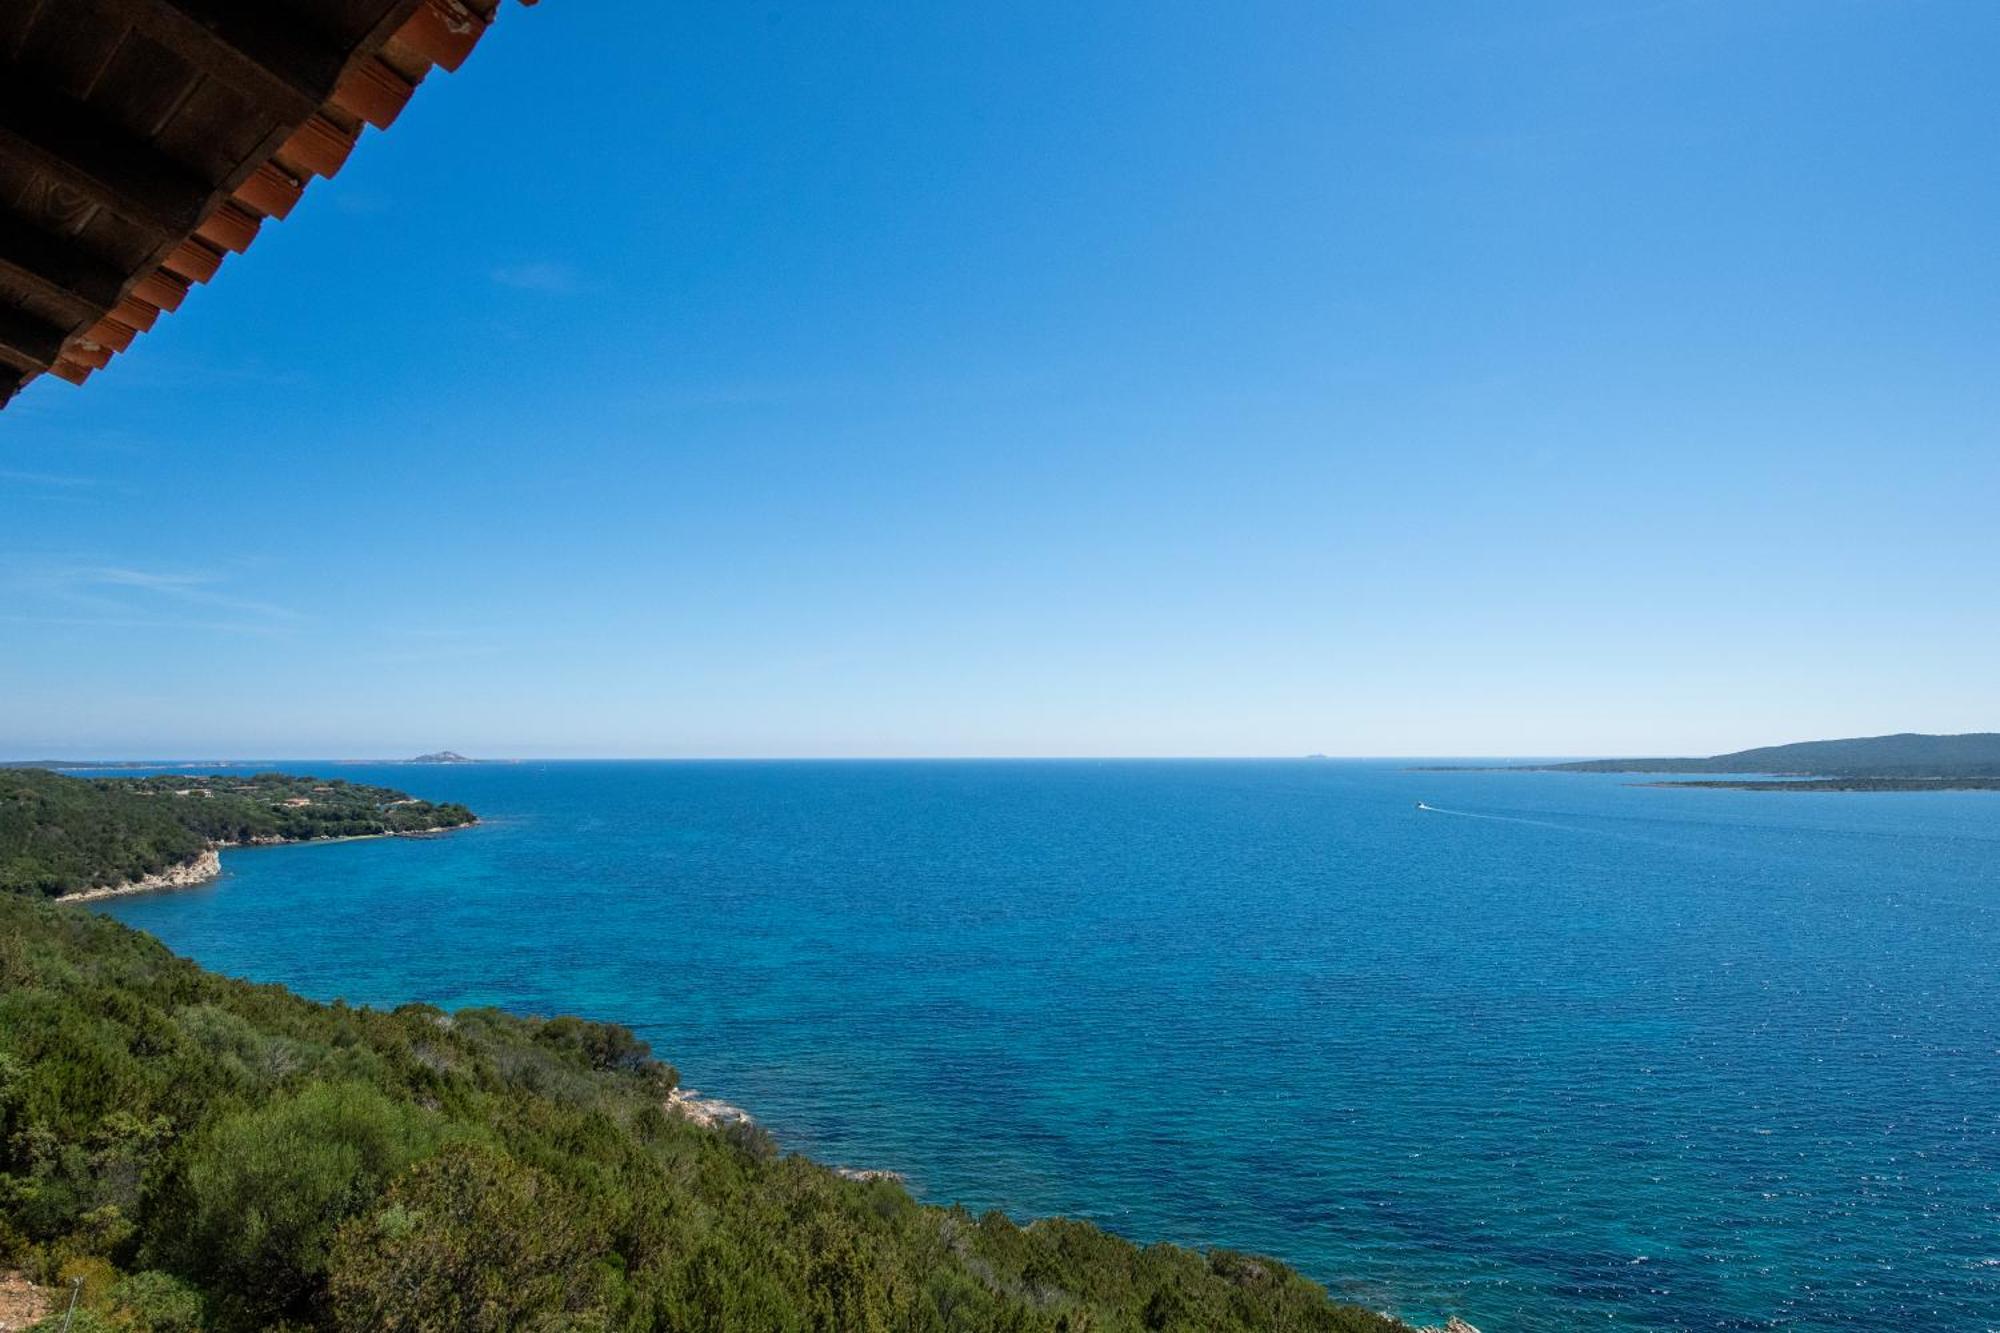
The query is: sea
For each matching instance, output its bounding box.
[86,760,2000,1332]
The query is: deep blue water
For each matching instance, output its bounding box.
[92,761,2000,1331]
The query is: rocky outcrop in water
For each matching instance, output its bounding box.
[664,1086,755,1130]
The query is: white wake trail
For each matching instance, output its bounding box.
[1414,803,1598,834]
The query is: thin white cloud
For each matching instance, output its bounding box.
[352,623,509,665]
[0,469,98,488]
[0,613,294,636]
[1573,0,1720,29]
[0,560,305,634]
[359,642,506,666]
[491,261,581,294]
[83,566,303,622]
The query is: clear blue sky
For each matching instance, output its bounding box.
[3,1,1995,759]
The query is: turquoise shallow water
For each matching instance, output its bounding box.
[93,760,2000,1331]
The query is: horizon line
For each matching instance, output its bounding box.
[4,753,1590,765]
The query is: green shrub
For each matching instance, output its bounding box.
[329,1143,603,1332]
[173,1081,442,1325]
[535,1016,672,1083]
[27,1310,116,1333]
[108,1270,205,1332]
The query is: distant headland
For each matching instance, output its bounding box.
[0,768,477,900]
[406,750,480,764]
[1414,732,2000,791]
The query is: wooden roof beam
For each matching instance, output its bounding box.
[0,79,214,237]
[0,305,68,373]
[87,0,351,123]
[0,210,130,319]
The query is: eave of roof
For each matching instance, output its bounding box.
[0,0,535,410]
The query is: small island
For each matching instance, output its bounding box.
[0,768,476,900]
[407,750,480,764]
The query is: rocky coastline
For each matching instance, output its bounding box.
[663,1087,909,1187]
[56,849,224,902]
[52,820,476,904]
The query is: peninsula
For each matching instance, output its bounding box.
[0,768,476,900]
[1416,732,2000,791]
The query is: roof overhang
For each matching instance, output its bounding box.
[0,0,530,409]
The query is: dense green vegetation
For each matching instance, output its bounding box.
[0,772,202,901]
[0,770,475,898]
[0,896,1406,1332]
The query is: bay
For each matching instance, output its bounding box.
[94,759,2000,1331]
